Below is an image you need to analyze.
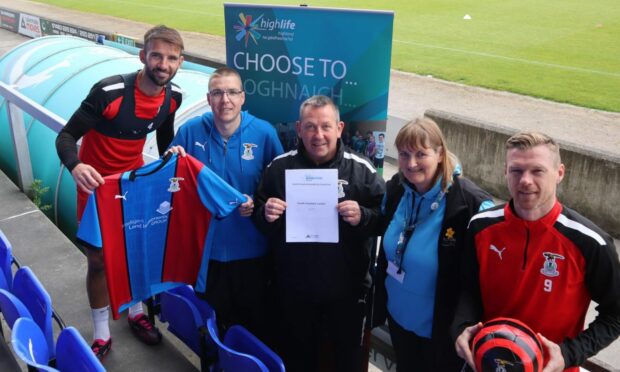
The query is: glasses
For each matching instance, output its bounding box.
[209,89,243,100]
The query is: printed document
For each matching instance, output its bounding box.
[285,169,339,243]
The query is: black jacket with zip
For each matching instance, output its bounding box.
[253,140,385,302]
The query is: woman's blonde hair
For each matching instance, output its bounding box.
[395,117,458,192]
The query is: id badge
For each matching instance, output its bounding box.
[387,260,405,283]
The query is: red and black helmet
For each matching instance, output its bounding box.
[472,317,544,372]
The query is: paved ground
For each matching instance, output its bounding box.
[1,1,620,370]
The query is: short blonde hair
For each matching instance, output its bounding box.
[395,117,458,192]
[209,66,242,89]
[506,131,561,166]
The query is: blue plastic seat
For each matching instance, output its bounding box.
[0,288,32,330]
[56,327,105,372]
[224,325,285,372]
[159,285,217,371]
[12,267,56,358]
[0,230,13,291]
[12,315,104,372]
[11,317,56,371]
[169,285,215,325]
[207,318,269,372]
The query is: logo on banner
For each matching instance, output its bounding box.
[233,12,297,47]
[234,13,263,47]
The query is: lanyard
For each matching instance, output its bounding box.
[394,189,445,274]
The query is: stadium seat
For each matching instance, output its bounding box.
[223,325,285,372]
[206,318,269,372]
[0,288,32,333]
[159,285,217,371]
[168,285,216,325]
[11,307,103,372]
[12,267,57,358]
[11,317,56,371]
[0,229,13,291]
[56,326,105,372]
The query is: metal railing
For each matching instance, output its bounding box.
[0,81,65,194]
[0,80,158,225]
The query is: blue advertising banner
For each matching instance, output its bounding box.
[224,4,394,124]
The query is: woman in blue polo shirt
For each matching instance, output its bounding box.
[374,117,493,371]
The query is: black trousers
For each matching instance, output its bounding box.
[202,256,272,345]
[387,314,435,372]
[276,294,366,372]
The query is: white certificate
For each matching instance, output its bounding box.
[285,169,339,243]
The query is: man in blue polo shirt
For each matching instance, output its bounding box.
[169,66,283,340]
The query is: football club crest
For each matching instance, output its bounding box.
[242,143,258,160]
[540,252,565,277]
[337,179,348,198]
[168,177,185,192]
[493,358,512,372]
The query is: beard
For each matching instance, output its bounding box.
[144,65,177,87]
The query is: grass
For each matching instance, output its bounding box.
[31,0,620,112]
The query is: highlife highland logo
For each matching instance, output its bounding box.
[233,12,296,47]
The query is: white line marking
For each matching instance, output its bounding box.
[394,39,620,78]
[0,209,39,222]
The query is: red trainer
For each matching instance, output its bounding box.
[128,314,162,345]
[91,338,112,359]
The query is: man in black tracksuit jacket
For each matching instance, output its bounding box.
[253,95,385,372]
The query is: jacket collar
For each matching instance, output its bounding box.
[505,199,562,228]
[297,139,344,167]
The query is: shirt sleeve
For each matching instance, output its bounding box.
[252,161,285,235]
[55,81,108,171]
[169,123,186,149]
[265,125,285,167]
[76,193,103,249]
[356,165,386,233]
[195,162,247,218]
[451,225,484,341]
[560,234,620,366]
[156,114,175,156]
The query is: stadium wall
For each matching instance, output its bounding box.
[426,109,620,237]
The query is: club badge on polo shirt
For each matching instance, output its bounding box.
[242,143,258,160]
[337,180,348,198]
[540,252,565,277]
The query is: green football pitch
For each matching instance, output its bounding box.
[33,0,620,112]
